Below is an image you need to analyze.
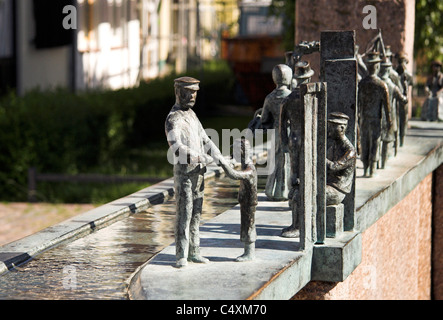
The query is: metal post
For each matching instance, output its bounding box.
[28,167,37,203]
[320,30,358,232]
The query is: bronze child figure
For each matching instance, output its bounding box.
[222,138,258,262]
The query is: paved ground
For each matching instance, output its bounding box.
[0,203,97,246]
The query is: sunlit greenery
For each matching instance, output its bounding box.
[0,60,242,203]
[414,0,443,75]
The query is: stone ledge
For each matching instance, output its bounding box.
[355,121,443,232]
[312,232,362,282]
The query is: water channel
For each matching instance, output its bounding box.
[0,175,267,300]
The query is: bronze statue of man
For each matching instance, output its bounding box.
[261,64,293,201]
[383,46,404,91]
[358,52,391,177]
[379,57,408,167]
[355,44,368,82]
[165,77,236,268]
[395,51,413,147]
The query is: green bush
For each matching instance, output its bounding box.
[0,60,237,202]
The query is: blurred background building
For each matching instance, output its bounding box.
[222,0,286,108]
[0,0,254,94]
[3,1,436,111]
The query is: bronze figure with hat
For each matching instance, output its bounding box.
[326,112,356,206]
[379,57,408,167]
[166,76,254,268]
[358,52,392,177]
[279,61,315,237]
[293,61,315,88]
[395,51,413,146]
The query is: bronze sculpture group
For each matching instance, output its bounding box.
[356,30,416,177]
[165,30,426,268]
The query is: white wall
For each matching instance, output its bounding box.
[16,0,71,95]
[78,20,140,90]
[0,0,14,59]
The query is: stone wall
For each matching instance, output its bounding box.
[293,170,434,300]
[295,0,415,82]
[433,164,443,299]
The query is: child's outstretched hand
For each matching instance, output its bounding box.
[221,162,252,181]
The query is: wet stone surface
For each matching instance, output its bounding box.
[0,176,265,300]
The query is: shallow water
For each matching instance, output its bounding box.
[0,176,266,300]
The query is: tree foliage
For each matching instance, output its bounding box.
[269,0,296,51]
[414,0,443,74]
[0,61,236,202]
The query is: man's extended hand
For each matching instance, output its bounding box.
[198,154,214,165]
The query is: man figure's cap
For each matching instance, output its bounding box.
[174,77,200,90]
[366,51,382,64]
[328,112,349,125]
[380,56,392,67]
[294,61,315,79]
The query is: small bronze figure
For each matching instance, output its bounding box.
[383,46,404,91]
[395,51,413,146]
[286,41,320,89]
[220,139,257,262]
[234,139,257,261]
[326,113,357,206]
[379,57,408,167]
[355,44,368,82]
[293,61,315,88]
[358,52,391,177]
[279,61,314,238]
[261,64,293,201]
